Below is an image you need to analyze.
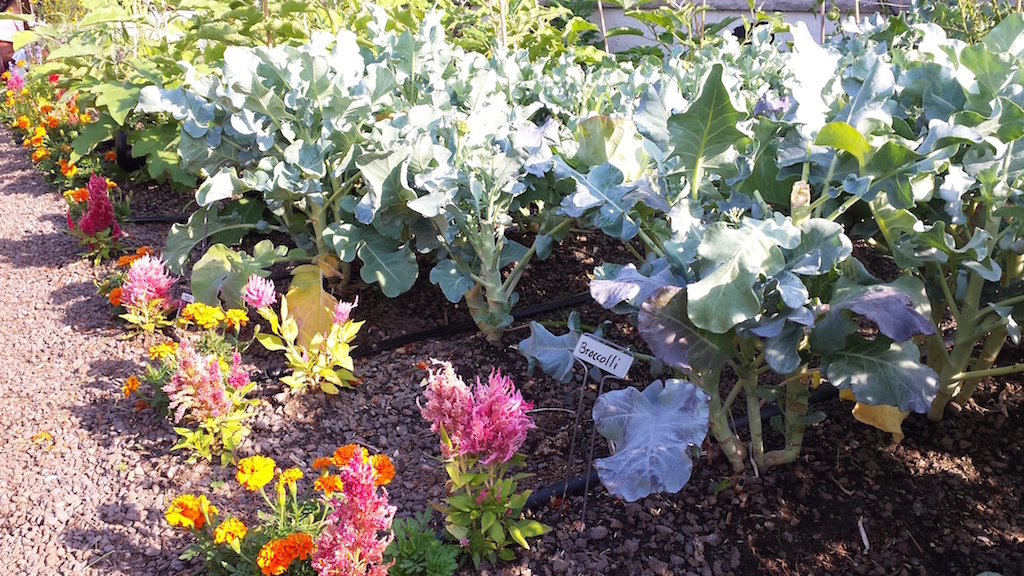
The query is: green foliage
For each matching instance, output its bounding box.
[384,512,460,576]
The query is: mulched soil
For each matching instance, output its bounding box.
[0,125,1021,576]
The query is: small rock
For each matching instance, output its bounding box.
[589,526,609,540]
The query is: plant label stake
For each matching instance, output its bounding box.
[561,334,633,524]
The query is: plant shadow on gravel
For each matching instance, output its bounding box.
[0,228,81,270]
[48,278,120,333]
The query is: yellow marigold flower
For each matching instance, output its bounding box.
[148,341,178,361]
[313,474,343,496]
[14,115,29,130]
[1,72,8,80]
[45,115,58,129]
[236,455,276,491]
[61,162,77,178]
[19,88,26,96]
[332,443,367,466]
[370,454,395,486]
[4,90,12,98]
[29,133,43,147]
[80,113,91,123]
[103,150,117,162]
[278,467,303,490]
[16,60,25,67]
[181,302,225,329]
[108,287,123,307]
[213,518,247,544]
[122,375,140,398]
[31,148,50,163]
[224,308,248,329]
[311,457,333,471]
[107,179,117,189]
[165,494,217,530]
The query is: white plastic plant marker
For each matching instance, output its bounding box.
[572,333,633,379]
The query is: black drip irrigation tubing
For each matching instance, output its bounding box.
[523,384,842,512]
[127,215,189,224]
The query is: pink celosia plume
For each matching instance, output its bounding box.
[420,361,535,465]
[312,450,396,576]
[76,173,119,237]
[419,360,473,459]
[164,340,235,423]
[331,296,358,325]
[242,274,276,309]
[121,254,176,308]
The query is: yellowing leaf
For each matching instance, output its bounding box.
[839,388,856,401]
[285,264,337,348]
[851,402,909,443]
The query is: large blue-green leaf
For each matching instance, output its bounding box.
[591,261,682,312]
[518,312,587,384]
[687,218,797,333]
[196,167,248,206]
[823,337,939,413]
[574,115,649,181]
[981,13,1024,57]
[638,286,733,373]
[556,161,639,241]
[356,231,418,297]
[355,148,415,226]
[163,199,268,274]
[430,260,474,303]
[593,379,709,502]
[665,64,746,189]
[788,218,853,275]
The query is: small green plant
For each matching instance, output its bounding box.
[245,274,363,395]
[384,512,460,576]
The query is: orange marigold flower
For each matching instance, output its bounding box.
[103,150,117,162]
[61,162,78,178]
[213,517,247,544]
[236,455,276,491]
[29,134,43,147]
[68,187,89,203]
[60,144,71,154]
[122,374,140,398]
[107,179,117,189]
[40,103,53,115]
[116,253,141,268]
[31,148,49,163]
[311,457,333,471]
[283,532,314,561]
[164,494,217,530]
[313,474,343,496]
[256,534,312,576]
[332,443,367,466]
[134,400,149,412]
[136,246,153,256]
[14,115,29,130]
[109,287,123,307]
[45,115,59,129]
[370,454,395,486]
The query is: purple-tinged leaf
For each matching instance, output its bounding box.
[594,379,709,502]
[828,276,934,342]
[638,287,733,373]
[591,263,682,311]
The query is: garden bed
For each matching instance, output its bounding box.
[1,126,1020,576]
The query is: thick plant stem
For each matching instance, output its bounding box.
[952,328,1008,405]
[762,370,813,467]
[700,370,747,473]
[928,206,1002,421]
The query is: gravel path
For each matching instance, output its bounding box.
[0,127,190,574]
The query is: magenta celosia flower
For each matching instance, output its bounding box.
[121,254,176,308]
[163,341,233,423]
[312,450,396,576]
[463,369,535,466]
[242,275,276,309]
[6,70,24,91]
[418,360,473,459]
[331,296,358,325]
[226,353,250,390]
[76,173,118,237]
